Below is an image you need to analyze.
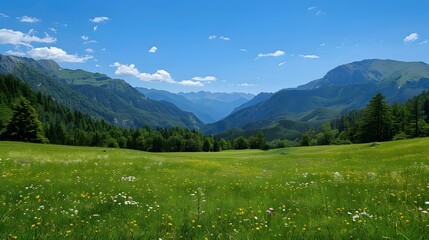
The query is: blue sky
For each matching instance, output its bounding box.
[1,0,428,94]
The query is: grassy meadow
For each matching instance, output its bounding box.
[1,138,429,239]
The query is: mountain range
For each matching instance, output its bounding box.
[136,88,254,123]
[205,59,429,137]
[0,54,203,129]
[2,55,429,140]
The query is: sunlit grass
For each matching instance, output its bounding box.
[1,138,429,239]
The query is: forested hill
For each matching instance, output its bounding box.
[206,59,429,135]
[0,54,203,129]
[0,74,233,151]
[0,74,120,146]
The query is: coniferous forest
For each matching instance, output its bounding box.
[298,91,429,146]
[0,74,268,151]
[327,91,429,144]
[2,73,429,151]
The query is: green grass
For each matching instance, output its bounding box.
[1,139,429,239]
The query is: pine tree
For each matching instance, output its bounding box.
[2,96,48,143]
[360,93,393,142]
[316,123,338,145]
[213,140,221,152]
[300,133,311,146]
[406,96,425,137]
[234,137,249,149]
[255,131,267,149]
[202,138,212,152]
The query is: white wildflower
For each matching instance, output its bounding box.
[121,176,136,182]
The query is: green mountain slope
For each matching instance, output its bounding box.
[298,59,429,89]
[231,92,274,114]
[206,59,429,135]
[0,55,203,129]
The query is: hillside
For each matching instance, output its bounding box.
[231,92,274,114]
[0,55,203,129]
[206,59,429,134]
[297,59,429,89]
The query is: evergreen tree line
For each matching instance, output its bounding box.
[9,72,428,151]
[300,92,429,146]
[0,74,272,151]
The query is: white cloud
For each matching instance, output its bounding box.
[229,82,256,87]
[27,47,93,63]
[85,48,94,53]
[139,70,175,83]
[403,33,419,43]
[112,62,140,76]
[419,40,428,45]
[240,48,248,52]
[279,61,287,66]
[192,76,216,81]
[95,64,101,67]
[0,28,56,47]
[320,42,326,47]
[256,50,285,59]
[27,29,37,36]
[148,46,157,53]
[90,16,109,23]
[300,54,320,59]
[18,16,41,23]
[177,76,216,86]
[81,35,97,44]
[209,35,230,41]
[111,62,213,87]
[48,27,57,33]
[0,13,9,18]
[5,50,26,57]
[239,83,256,87]
[178,80,204,87]
[93,26,98,31]
[308,6,324,15]
[112,62,174,83]
[85,40,97,44]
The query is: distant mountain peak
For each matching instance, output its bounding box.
[137,87,255,123]
[1,54,61,74]
[298,59,429,90]
[178,91,254,102]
